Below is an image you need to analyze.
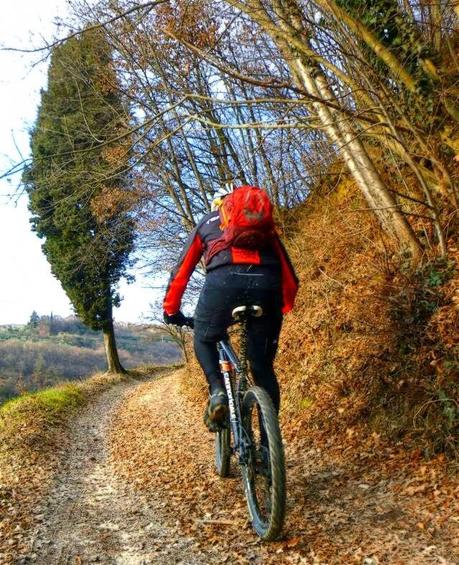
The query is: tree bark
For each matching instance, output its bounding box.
[306,63,423,260]
[103,316,126,374]
[265,0,424,262]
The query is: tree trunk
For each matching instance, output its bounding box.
[229,0,423,262]
[103,317,126,374]
[179,328,189,365]
[288,54,423,261]
[270,0,423,261]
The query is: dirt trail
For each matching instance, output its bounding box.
[21,379,217,565]
[15,371,457,565]
[110,371,458,565]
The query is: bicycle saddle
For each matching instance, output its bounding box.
[231,305,264,320]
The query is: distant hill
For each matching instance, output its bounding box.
[0,315,181,403]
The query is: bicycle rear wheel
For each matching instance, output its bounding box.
[215,426,231,477]
[241,386,286,541]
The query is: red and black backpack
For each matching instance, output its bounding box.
[206,185,275,261]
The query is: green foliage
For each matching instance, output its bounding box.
[425,259,455,288]
[437,389,458,433]
[335,0,436,115]
[28,311,40,328]
[392,259,455,327]
[385,257,458,454]
[24,28,135,333]
[299,397,313,410]
[427,270,443,287]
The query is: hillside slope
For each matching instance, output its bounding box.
[276,181,458,455]
[0,322,180,403]
[176,179,458,559]
[184,178,459,450]
[184,179,458,456]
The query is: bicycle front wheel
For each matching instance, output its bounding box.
[241,386,286,541]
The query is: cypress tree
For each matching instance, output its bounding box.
[28,311,40,329]
[24,29,135,374]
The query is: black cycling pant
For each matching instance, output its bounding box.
[193,264,283,412]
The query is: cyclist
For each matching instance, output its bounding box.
[163,186,298,431]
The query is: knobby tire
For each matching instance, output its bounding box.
[241,386,286,541]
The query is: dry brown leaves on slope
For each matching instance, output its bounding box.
[109,370,458,564]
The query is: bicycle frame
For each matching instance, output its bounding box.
[217,317,251,463]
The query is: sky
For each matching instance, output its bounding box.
[0,0,163,325]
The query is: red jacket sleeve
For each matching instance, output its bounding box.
[163,229,204,315]
[272,235,299,314]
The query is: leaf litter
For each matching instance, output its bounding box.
[110,370,458,564]
[0,368,457,564]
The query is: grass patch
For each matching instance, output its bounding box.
[0,366,167,459]
[0,384,85,425]
[0,373,129,459]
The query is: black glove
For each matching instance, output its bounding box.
[163,311,194,328]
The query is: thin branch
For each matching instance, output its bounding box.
[0,1,168,54]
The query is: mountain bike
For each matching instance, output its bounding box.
[186,304,286,540]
